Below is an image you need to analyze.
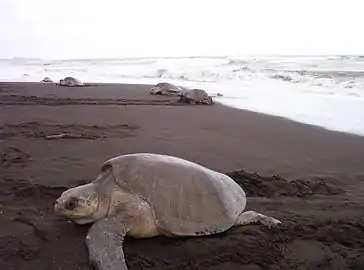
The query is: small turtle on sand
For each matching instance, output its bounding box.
[149,82,182,95]
[41,77,53,83]
[54,153,281,270]
[59,77,84,87]
[179,88,214,105]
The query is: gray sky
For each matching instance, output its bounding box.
[1,0,363,59]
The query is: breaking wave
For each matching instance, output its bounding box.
[1,55,364,136]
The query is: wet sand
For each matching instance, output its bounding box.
[1,82,364,270]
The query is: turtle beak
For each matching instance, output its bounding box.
[53,198,63,214]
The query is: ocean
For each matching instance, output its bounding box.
[1,55,364,136]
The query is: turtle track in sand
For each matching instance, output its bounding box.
[227,170,344,197]
[0,146,31,168]
[0,94,196,106]
[0,122,140,140]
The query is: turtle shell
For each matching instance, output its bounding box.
[150,82,182,95]
[155,82,181,92]
[64,77,84,86]
[103,153,246,236]
[181,89,212,103]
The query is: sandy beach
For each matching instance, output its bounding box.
[1,81,364,270]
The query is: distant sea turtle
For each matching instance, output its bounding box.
[41,77,53,83]
[149,82,182,95]
[59,77,84,87]
[179,88,214,105]
[54,153,281,270]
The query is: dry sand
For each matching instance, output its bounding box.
[1,82,364,270]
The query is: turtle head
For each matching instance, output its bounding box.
[206,96,214,105]
[66,80,75,87]
[149,86,162,95]
[54,183,104,224]
[59,79,65,85]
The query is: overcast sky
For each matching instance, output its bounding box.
[1,0,363,59]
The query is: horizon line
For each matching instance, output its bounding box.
[1,54,364,61]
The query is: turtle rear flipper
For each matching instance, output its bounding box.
[86,216,129,270]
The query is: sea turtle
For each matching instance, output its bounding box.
[149,82,182,95]
[41,77,53,83]
[179,88,214,105]
[54,153,281,270]
[59,77,84,87]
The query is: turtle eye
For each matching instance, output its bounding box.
[65,198,78,210]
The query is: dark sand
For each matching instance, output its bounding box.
[1,82,364,270]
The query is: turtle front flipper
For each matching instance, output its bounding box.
[86,216,129,270]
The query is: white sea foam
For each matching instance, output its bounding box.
[1,55,364,136]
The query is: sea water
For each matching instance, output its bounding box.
[1,55,364,136]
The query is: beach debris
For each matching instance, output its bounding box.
[44,133,98,140]
[54,153,281,270]
[179,88,214,105]
[40,77,53,83]
[149,82,182,95]
[58,77,84,87]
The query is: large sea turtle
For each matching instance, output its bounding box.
[54,153,281,270]
[149,82,182,95]
[179,88,214,105]
[59,76,84,87]
[41,77,53,83]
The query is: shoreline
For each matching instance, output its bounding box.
[1,81,364,269]
[2,81,364,139]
